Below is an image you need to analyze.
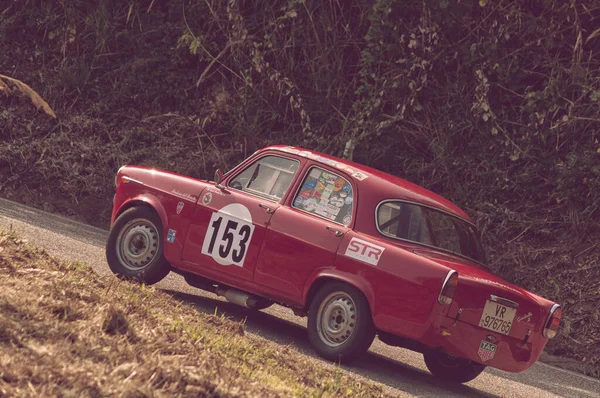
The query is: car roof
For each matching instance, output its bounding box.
[263,145,471,222]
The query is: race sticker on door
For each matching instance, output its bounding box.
[478,340,497,362]
[201,204,255,267]
[344,237,385,266]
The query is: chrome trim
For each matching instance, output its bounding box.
[437,270,458,305]
[326,226,345,237]
[489,294,519,309]
[116,165,127,187]
[543,303,561,337]
[374,199,488,267]
[258,203,275,214]
[290,166,355,227]
[453,308,463,326]
[122,176,144,185]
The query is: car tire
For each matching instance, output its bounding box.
[106,206,170,285]
[307,281,375,363]
[423,349,486,383]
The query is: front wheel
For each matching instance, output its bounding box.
[423,349,486,383]
[106,206,170,285]
[307,281,375,363]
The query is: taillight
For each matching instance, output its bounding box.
[543,304,562,339]
[438,270,458,305]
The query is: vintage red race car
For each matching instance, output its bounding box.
[106,145,561,383]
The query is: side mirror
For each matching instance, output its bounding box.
[214,169,225,188]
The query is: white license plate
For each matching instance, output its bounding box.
[479,300,517,335]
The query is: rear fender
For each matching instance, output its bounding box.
[303,269,376,315]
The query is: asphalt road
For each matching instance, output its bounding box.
[1,197,598,397]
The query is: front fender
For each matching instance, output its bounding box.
[114,194,169,234]
[303,268,376,315]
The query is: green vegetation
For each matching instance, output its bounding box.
[0,230,386,397]
[0,0,598,376]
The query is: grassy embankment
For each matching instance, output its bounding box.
[0,230,386,397]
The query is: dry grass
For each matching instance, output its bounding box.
[0,230,387,397]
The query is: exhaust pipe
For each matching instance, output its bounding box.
[216,287,260,309]
[180,272,271,310]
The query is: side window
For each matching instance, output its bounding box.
[292,167,354,226]
[378,201,465,251]
[377,202,433,245]
[228,155,299,201]
[426,210,461,253]
[377,201,486,262]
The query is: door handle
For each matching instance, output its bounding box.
[259,203,275,214]
[326,226,345,237]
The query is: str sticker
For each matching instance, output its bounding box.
[478,340,497,362]
[344,237,385,266]
[201,204,255,267]
[167,229,176,243]
[202,192,213,205]
[176,201,184,215]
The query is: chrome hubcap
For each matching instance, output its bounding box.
[116,218,159,270]
[316,292,357,347]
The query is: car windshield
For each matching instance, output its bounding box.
[376,201,486,264]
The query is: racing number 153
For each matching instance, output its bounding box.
[201,212,254,267]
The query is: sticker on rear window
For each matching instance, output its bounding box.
[201,204,255,267]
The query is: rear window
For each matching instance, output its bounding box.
[376,201,485,263]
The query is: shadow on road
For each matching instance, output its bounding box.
[162,289,498,398]
[484,366,599,398]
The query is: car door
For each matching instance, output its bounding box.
[181,155,302,282]
[254,165,356,302]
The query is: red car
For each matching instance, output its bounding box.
[106,145,561,383]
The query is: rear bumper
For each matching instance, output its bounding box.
[419,314,547,373]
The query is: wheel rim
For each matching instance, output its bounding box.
[115,218,159,271]
[316,291,357,347]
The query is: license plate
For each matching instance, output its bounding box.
[479,300,516,335]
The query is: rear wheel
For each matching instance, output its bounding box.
[106,206,170,285]
[307,281,375,363]
[423,349,486,383]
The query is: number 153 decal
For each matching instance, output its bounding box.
[201,204,255,267]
